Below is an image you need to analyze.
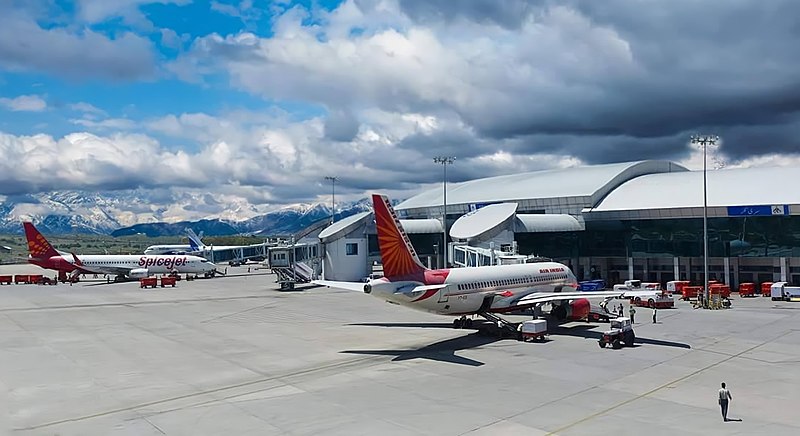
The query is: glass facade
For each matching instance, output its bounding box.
[516,216,800,259]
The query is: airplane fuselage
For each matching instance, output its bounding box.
[29,254,216,276]
[143,245,192,255]
[366,262,577,316]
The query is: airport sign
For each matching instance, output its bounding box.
[727,205,788,216]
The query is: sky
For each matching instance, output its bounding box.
[1,0,800,223]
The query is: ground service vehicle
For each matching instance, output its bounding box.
[631,291,674,308]
[578,279,606,291]
[517,320,548,342]
[738,282,756,297]
[771,282,800,301]
[160,276,178,287]
[0,275,12,285]
[680,285,703,300]
[140,277,158,289]
[599,317,635,349]
[761,282,773,297]
[667,280,690,295]
[709,283,731,299]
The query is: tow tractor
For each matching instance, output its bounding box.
[630,290,674,309]
[598,317,635,349]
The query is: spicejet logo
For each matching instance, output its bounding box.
[139,256,188,269]
[28,233,52,257]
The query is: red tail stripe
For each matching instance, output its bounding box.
[372,194,426,279]
[23,222,60,259]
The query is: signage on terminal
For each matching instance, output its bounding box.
[468,202,498,212]
[727,205,788,216]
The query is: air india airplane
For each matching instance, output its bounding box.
[24,222,219,281]
[315,195,645,332]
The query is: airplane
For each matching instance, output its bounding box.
[143,229,204,255]
[314,194,651,334]
[23,222,219,282]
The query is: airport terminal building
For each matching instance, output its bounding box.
[317,160,800,287]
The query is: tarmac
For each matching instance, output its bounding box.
[1,263,800,435]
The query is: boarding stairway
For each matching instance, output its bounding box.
[272,261,314,290]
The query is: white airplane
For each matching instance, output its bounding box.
[24,222,218,281]
[315,194,649,332]
[143,229,204,255]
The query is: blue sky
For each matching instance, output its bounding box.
[1,0,799,224]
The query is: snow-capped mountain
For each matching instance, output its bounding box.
[0,190,376,236]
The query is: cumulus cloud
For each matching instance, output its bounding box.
[0,5,156,80]
[0,95,47,112]
[170,0,800,167]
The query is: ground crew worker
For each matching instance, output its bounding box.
[652,308,657,323]
[629,306,636,323]
[718,382,732,421]
[618,305,624,318]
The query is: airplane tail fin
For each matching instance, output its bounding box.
[371,194,428,279]
[22,222,61,259]
[186,228,204,251]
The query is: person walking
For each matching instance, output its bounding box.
[652,308,658,323]
[629,306,636,323]
[618,304,624,318]
[718,382,732,421]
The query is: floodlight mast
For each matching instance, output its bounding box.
[433,156,455,268]
[324,176,338,224]
[690,134,719,308]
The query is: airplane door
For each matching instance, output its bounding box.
[438,284,449,303]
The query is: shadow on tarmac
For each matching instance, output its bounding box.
[348,322,456,329]
[341,331,504,366]
[553,324,691,349]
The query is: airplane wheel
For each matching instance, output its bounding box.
[464,318,473,329]
[453,319,462,329]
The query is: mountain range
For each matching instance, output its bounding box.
[0,191,375,236]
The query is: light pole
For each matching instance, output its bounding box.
[324,176,338,224]
[690,134,719,308]
[433,156,455,268]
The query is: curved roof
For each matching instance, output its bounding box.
[450,203,517,240]
[318,213,442,243]
[400,219,442,234]
[514,214,584,232]
[591,166,800,212]
[318,211,370,242]
[397,160,687,211]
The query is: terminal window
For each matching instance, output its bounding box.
[346,243,359,256]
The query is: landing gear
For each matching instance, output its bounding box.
[452,316,473,329]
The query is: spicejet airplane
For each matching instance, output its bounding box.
[315,195,645,331]
[23,222,218,281]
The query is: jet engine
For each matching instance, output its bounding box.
[129,268,149,279]
[551,298,591,321]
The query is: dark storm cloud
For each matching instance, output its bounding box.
[397,0,540,29]
[395,129,485,160]
[409,0,800,164]
[323,109,360,142]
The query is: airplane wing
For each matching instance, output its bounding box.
[397,284,448,298]
[90,265,138,276]
[312,280,366,292]
[514,290,626,306]
[513,289,671,307]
